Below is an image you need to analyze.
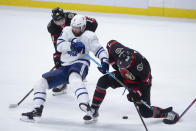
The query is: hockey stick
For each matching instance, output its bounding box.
[9,66,55,109]
[87,54,151,107]
[9,88,34,108]
[176,98,196,123]
[87,54,149,131]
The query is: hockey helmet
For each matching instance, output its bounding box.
[52,7,65,21]
[71,15,86,32]
[116,49,133,68]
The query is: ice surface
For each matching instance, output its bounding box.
[0,6,196,131]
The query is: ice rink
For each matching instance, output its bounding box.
[0,6,196,131]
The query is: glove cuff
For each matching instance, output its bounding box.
[101,57,109,64]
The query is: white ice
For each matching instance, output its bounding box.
[0,6,196,131]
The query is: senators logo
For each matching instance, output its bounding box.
[125,72,136,80]
[120,68,136,80]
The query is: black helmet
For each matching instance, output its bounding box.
[117,49,133,68]
[52,7,65,21]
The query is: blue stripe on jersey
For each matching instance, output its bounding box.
[34,92,46,95]
[95,47,104,57]
[33,97,46,102]
[56,39,65,46]
[78,59,90,66]
[75,87,86,95]
[98,49,105,59]
[77,92,88,99]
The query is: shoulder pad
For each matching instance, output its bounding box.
[67,12,76,19]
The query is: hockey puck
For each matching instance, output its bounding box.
[122,116,128,119]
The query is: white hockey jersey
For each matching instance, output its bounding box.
[57,26,108,66]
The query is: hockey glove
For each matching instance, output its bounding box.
[70,38,85,54]
[97,58,109,74]
[53,52,61,69]
[127,88,142,103]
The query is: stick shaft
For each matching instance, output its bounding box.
[17,88,33,106]
[87,54,148,131]
[16,66,55,106]
[134,103,149,131]
[177,98,196,123]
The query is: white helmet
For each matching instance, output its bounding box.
[71,15,86,32]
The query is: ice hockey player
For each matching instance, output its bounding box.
[89,40,179,124]
[20,15,108,123]
[47,7,98,95]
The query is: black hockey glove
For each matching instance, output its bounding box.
[127,88,142,103]
[53,52,61,69]
[97,58,109,74]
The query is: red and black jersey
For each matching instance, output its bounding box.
[47,12,76,53]
[107,40,152,88]
[47,12,98,53]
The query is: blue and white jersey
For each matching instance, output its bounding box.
[57,26,108,66]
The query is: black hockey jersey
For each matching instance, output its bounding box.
[106,40,152,88]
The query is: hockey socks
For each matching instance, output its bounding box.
[91,87,106,110]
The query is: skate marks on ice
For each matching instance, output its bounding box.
[38,117,142,131]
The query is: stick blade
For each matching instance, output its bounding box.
[9,104,18,109]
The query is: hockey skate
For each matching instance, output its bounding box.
[52,84,67,96]
[163,110,179,124]
[153,106,179,124]
[79,103,97,124]
[91,108,99,121]
[20,105,43,122]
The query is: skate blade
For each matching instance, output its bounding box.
[84,118,98,124]
[20,116,40,123]
[52,91,66,96]
[163,119,177,124]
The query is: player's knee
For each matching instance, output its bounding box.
[69,72,82,83]
[34,78,48,92]
[97,74,111,90]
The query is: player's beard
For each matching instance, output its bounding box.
[72,30,83,37]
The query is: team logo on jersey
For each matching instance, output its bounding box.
[115,48,123,54]
[121,69,135,80]
[125,72,136,80]
[67,51,78,56]
[137,63,143,71]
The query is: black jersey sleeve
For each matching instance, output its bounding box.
[64,12,77,25]
[109,57,119,71]
[85,16,98,32]
[66,12,76,19]
[47,20,62,52]
[47,20,59,34]
[127,52,152,86]
[137,58,152,85]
